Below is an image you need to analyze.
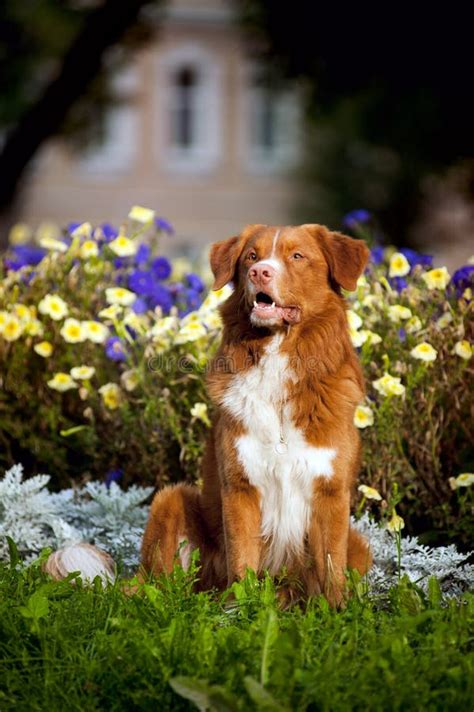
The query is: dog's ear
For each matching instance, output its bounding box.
[209,235,244,290]
[304,224,370,292]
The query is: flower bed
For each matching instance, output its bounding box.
[0,209,473,544]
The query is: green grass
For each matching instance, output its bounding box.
[0,549,472,712]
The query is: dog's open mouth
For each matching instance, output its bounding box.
[251,291,301,325]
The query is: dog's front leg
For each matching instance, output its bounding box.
[308,482,350,607]
[221,483,262,586]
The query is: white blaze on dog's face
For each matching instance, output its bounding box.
[209,224,370,328]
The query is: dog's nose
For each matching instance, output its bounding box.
[249,262,275,285]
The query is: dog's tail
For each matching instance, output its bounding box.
[44,542,116,584]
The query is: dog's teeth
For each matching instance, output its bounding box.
[253,301,258,308]
[271,302,275,308]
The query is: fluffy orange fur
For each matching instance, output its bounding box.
[140,223,372,605]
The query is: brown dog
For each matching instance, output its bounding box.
[141,224,372,605]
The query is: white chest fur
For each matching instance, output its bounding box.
[222,335,337,574]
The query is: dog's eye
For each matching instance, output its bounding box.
[292,252,304,260]
[247,251,257,261]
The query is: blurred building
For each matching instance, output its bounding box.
[18,0,302,256]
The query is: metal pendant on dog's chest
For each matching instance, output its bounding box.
[275,440,288,455]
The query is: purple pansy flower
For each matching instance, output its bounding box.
[135,243,151,265]
[400,247,433,268]
[452,265,474,295]
[105,336,127,362]
[149,284,173,312]
[370,245,385,265]
[390,277,408,292]
[5,245,46,271]
[154,217,174,235]
[342,209,371,230]
[128,269,154,296]
[398,328,407,342]
[186,273,205,293]
[131,297,148,314]
[101,223,119,242]
[151,256,172,280]
[67,222,82,235]
[105,469,123,488]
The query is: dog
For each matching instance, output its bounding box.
[140,223,372,606]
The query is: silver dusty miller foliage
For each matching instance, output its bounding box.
[1,464,473,593]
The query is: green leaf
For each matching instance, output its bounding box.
[427,576,443,608]
[19,590,49,632]
[59,425,88,437]
[260,608,279,686]
[6,536,20,568]
[244,676,288,711]
[169,677,237,712]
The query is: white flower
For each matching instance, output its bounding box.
[436,312,453,329]
[48,373,78,392]
[350,328,368,348]
[105,288,136,307]
[34,341,53,358]
[199,285,233,311]
[108,236,137,257]
[79,240,99,259]
[388,305,412,322]
[410,342,437,362]
[60,318,85,344]
[175,321,207,344]
[190,402,211,427]
[121,369,139,392]
[421,267,450,290]
[128,205,155,223]
[98,383,122,410]
[449,473,474,489]
[358,484,382,500]
[71,222,92,239]
[387,511,405,533]
[453,340,472,360]
[346,309,363,330]
[388,252,410,278]
[38,294,69,321]
[372,373,405,397]
[405,316,423,334]
[359,330,382,345]
[98,305,122,320]
[354,405,374,428]
[82,320,109,344]
[70,366,95,380]
[39,236,68,252]
[1,315,23,342]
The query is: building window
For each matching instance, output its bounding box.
[156,45,222,175]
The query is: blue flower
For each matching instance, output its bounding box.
[342,209,371,230]
[131,297,148,314]
[154,217,174,235]
[105,469,123,488]
[400,247,433,268]
[4,245,46,271]
[101,223,119,242]
[135,243,151,265]
[184,288,202,312]
[149,284,173,312]
[370,245,385,265]
[390,277,408,292]
[186,273,205,292]
[398,328,407,342]
[151,256,172,280]
[128,269,154,296]
[67,222,82,235]
[452,265,474,294]
[105,336,127,362]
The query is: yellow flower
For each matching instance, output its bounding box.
[410,342,437,362]
[1,315,23,342]
[436,312,453,329]
[38,294,69,321]
[359,330,382,345]
[121,369,139,392]
[421,267,450,290]
[190,402,211,427]
[39,236,68,252]
[128,205,155,223]
[12,304,32,322]
[71,222,92,239]
[98,305,122,320]
[358,484,382,500]
[24,319,44,337]
[105,287,136,306]
[82,320,109,344]
[387,511,405,533]
[34,341,53,358]
[108,236,137,257]
[148,316,178,340]
[201,311,222,331]
[405,315,422,334]
[60,318,85,343]
[70,365,95,380]
[462,287,472,301]
[47,372,78,392]
[449,473,474,490]
[79,240,99,259]
[199,285,233,311]
[349,327,368,348]
[372,372,405,397]
[354,405,374,428]
[346,309,363,330]
[388,305,412,322]
[454,340,472,360]
[99,383,122,410]
[0,311,9,332]
[388,252,410,278]
[9,223,32,245]
[175,321,207,344]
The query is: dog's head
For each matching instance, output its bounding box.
[210,224,370,329]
